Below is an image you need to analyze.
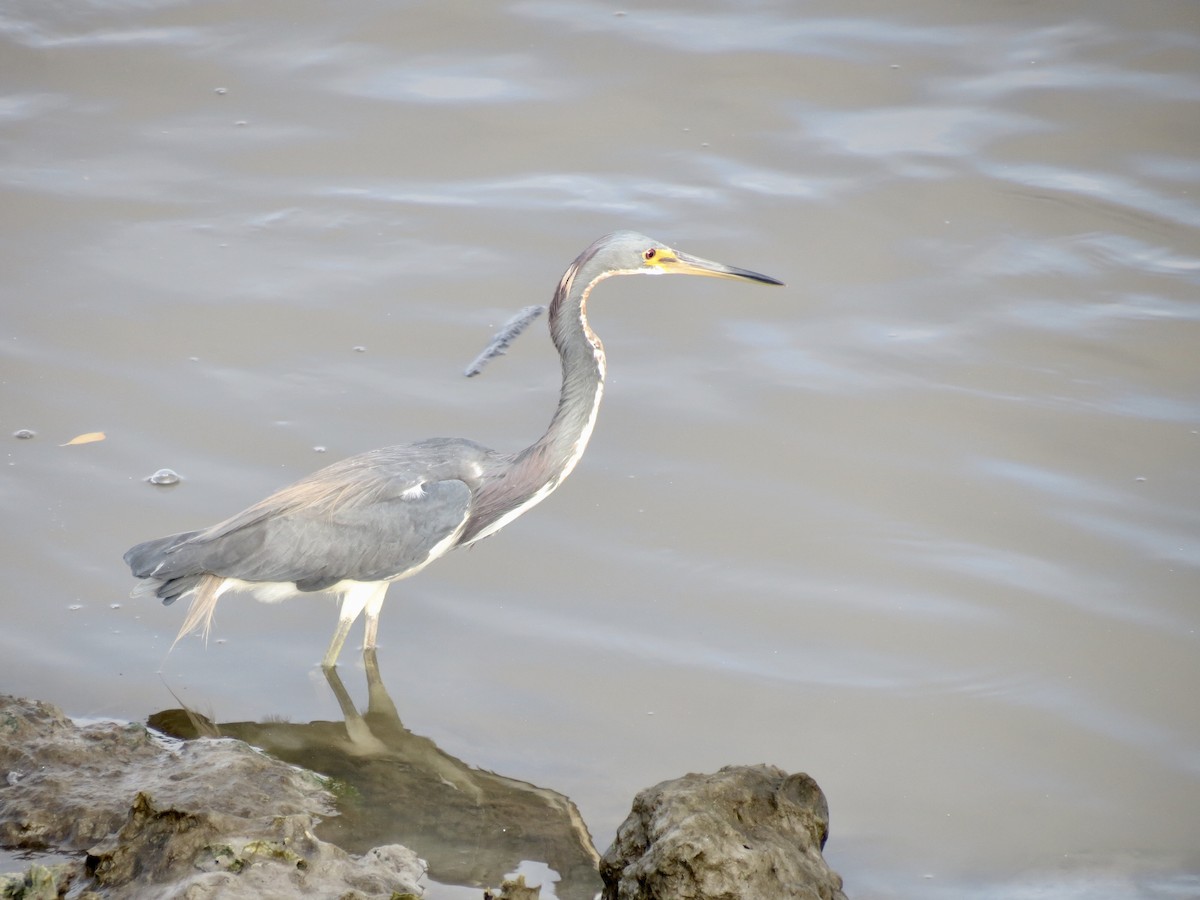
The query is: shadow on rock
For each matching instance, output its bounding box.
[148,649,602,900]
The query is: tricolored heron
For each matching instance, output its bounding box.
[125,231,782,667]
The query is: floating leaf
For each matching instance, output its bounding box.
[61,431,106,446]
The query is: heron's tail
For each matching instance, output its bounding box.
[125,530,210,606]
[171,574,227,650]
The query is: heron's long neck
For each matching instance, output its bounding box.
[458,258,608,546]
[531,266,607,477]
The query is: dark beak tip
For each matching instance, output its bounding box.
[728,265,783,287]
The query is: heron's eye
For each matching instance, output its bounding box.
[643,248,657,261]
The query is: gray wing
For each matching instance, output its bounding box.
[190,478,472,590]
[126,438,491,595]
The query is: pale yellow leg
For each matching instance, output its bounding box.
[323,582,388,668]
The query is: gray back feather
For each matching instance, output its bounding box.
[125,438,497,595]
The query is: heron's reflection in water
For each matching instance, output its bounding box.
[148,651,602,900]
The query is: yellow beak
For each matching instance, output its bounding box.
[653,249,784,286]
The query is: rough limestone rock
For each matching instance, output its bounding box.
[0,695,423,898]
[600,764,848,900]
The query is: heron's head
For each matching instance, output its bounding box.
[590,230,784,286]
[468,232,782,376]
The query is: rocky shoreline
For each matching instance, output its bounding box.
[1,686,845,899]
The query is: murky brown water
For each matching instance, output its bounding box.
[3,1,1198,897]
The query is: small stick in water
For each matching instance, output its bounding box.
[464,305,547,377]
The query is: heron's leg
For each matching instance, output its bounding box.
[323,582,391,667]
[324,583,380,668]
[361,582,389,650]
[322,615,356,669]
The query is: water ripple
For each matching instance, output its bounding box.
[798,105,1047,159]
[0,16,204,50]
[976,458,1200,571]
[333,55,555,104]
[515,3,968,58]
[326,173,722,214]
[949,62,1200,103]
[984,162,1200,231]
